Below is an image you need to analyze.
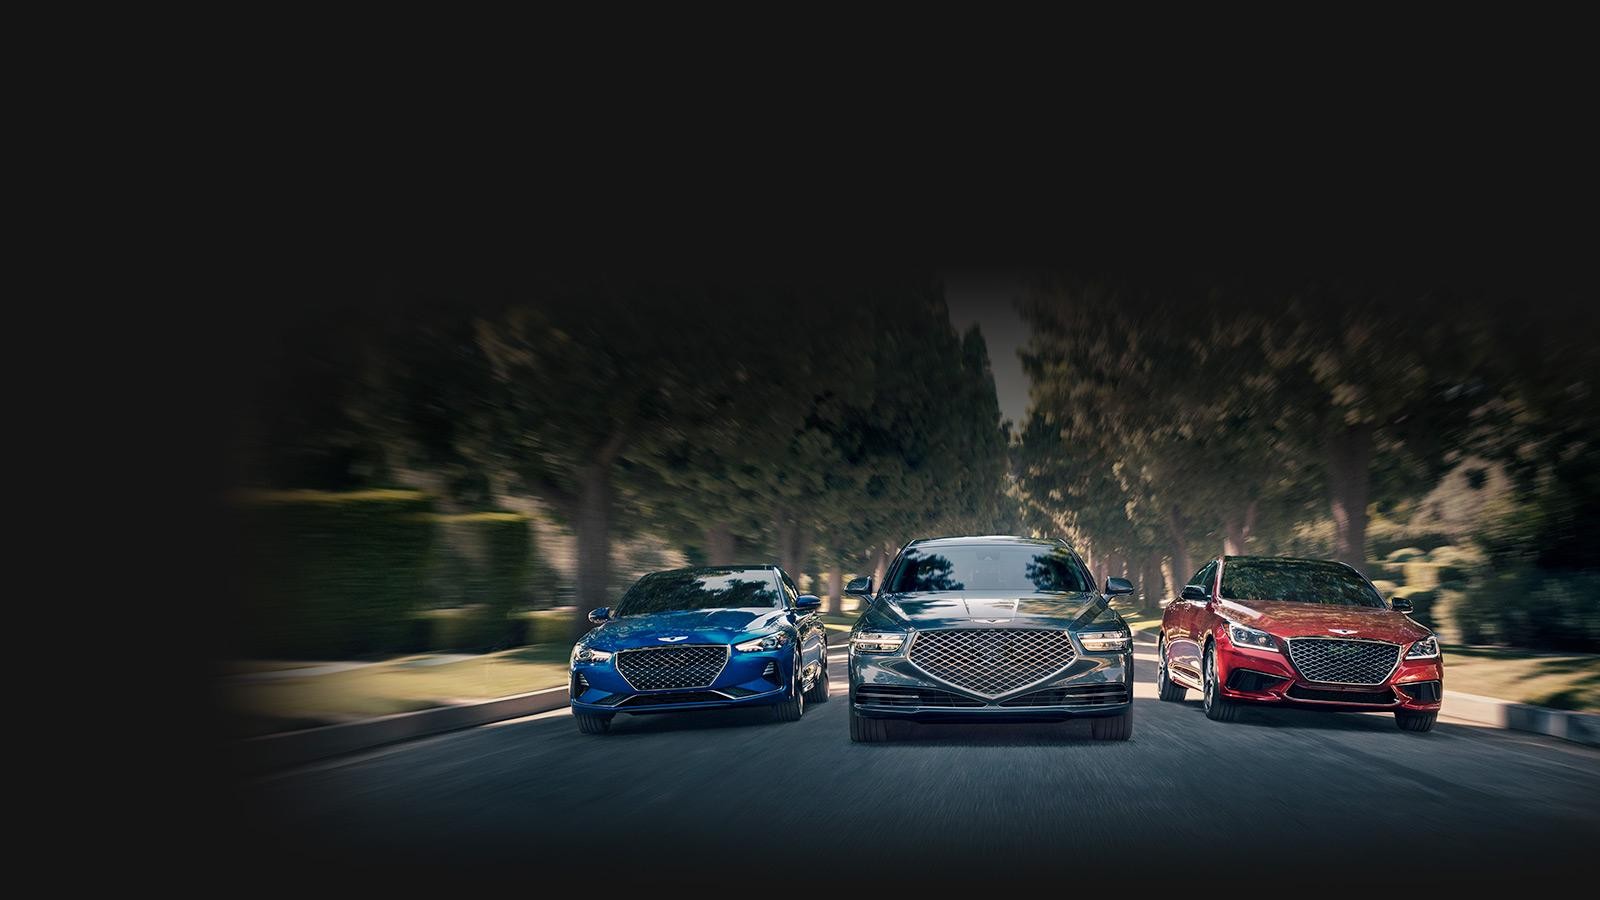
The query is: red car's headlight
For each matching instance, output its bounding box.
[1226,622,1279,652]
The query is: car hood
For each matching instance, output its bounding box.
[585,607,790,650]
[879,591,1106,629]
[1216,598,1430,643]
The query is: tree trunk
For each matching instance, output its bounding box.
[571,464,612,641]
[1327,424,1373,572]
[1224,500,1259,556]
[788,523,812,589]
[703,523,736,565]
[871,544,890,593]
[1141,550,1164,613]
[826,559,844,615]
[1168,503,1192,585]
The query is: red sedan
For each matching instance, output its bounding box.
[1157,556,1444,732]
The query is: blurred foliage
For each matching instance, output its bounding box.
[237,489,436,659]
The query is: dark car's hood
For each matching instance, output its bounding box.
[585,607,790,650]
[879,591,1104,629]
[1217,598,1430,643]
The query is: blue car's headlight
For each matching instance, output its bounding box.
[571,644,613,665]
[735,631,790,652]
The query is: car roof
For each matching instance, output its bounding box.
[909,534,1068,549]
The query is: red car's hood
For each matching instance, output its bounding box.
[1217,598,1430,643]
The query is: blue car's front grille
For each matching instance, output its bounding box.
[616,645,729,691]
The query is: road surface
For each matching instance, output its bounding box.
[229,640,1600,885]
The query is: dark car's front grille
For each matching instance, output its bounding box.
[856,684,984,708]
[1286,684,1396,705]
[908,628,1076,697]
[615,645,728,691]
[1286,638,1400,686]
[622,691,725,707]
[1397,681,1442,703]
[999,684,1128,707]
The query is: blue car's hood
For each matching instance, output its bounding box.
[877,591,1104,629]
[585,607,791,650]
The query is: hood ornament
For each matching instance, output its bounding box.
[971,618,1008,624]
[657,635,689,642]
[1328,628,1358,635]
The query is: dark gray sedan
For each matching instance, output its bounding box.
[847,535,1135,742]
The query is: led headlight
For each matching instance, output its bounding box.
[1078,630,1130,651]
[1226,622,1278,652]
[850,631,906,654]
[1406,636,1440,659]
[570,644,612,665]
[735,631,791,652]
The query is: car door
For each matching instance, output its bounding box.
[779,570,824,682]
[1167,560,1216,686]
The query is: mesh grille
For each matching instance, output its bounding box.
[622,691,725,707]
[1287,638,1400,685]
[616,645,728,691]
[908,629,1076,697]
[1286,684,1396,705]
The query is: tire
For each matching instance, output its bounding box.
[1396,710,1438,732]
[771,653,806,722]
[1090,709,1133,741]
[1156,636,1186,702]
[849,706,898,742]
[574,711,613,734]
[804,657,830,704]
[1202,644,1241,723]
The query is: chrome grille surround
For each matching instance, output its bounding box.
[615,644,730,691]
[907,628,1077,698]
[1286,637,1401,686]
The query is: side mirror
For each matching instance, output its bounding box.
[1105,577,1134,596]
[1391,597,1413,613]
[794,594,822,612]
[845,576,874,597]
[587,607,611,624]
[1180,584,1209,602]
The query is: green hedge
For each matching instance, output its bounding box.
[1454,569,1600,651]
[237,489,437,659]
[420,512,533,650]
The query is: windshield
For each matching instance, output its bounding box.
[886,545,1093,594]
[615,569,782,616]
[1219,559,1385,608]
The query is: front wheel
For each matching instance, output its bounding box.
[1156,637,1186,702]
[849,706,899,742]
[1202,645,1241,723]
[1089,709,1133,741]
[771,652,806,722]
[803,657,830,704]
[1396,710,1438,732]
[574,711,613,734]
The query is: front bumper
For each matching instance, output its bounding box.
[850,645,1133,722]
[1214,641,1444,711]
[569,645,793,715]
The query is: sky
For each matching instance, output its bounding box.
[943,270,1032,426]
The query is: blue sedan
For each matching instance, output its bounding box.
[569,565,829,734]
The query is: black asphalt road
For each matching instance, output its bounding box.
[230,643,1600,886]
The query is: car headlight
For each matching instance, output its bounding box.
[570,644,613,665]
[1078,630,1130,651]
[850,631,906,654]
[1226,622,1279,652]
[735,631,791,652]
[1406,636,1440,659]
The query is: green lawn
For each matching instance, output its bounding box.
[1440,645,1600,711]
[226,643,572,738]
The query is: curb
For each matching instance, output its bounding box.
[1441,691,1600,747]
[236,685,569,775]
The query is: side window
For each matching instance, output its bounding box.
[778,572,800,607]
[1188,562,1216,595]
